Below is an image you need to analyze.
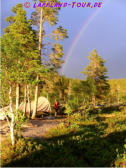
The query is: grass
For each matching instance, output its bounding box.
[1,105,126,167]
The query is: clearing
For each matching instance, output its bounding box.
[0,116,65,141]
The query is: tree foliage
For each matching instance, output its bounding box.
[31,1,68,72]
[82,49,110,102]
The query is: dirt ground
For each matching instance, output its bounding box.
[0,116,65,141]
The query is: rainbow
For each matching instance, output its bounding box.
[60,0,110,75]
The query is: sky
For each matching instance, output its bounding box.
[1,0,126,79]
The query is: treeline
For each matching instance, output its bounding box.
[40,76,126,108]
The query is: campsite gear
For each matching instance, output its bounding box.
[0,97,51,120]
[19,96,51,117]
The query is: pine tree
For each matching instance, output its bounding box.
[31,1,68,118]
[82,49,110,105]
[55,75,69,101]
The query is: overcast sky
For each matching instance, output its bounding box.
[1,0,126,79]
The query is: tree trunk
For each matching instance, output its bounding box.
[77,96,78,105]
[24,85,27,115]
[83,98,85,105]
[10,114,14,146]
[39,7,43,54]
[68,114,70,127]
[32,76,39,119]
[68,80,72,98]
[9,85,15,146]
[92,95,96,107]
[59,91,62,99]
[32,8,43,119]
[27,85,31,117]
[16,83,20,111]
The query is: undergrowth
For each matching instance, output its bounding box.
[1,106,126,167]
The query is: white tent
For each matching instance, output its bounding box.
[19,96,51,116]
[0,97,51,120]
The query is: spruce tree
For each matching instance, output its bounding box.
[82,49,110,105]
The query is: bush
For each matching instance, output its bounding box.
[115,144,126,167]
[14,110,28,134]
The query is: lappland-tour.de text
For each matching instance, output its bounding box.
[33,2,103,8]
